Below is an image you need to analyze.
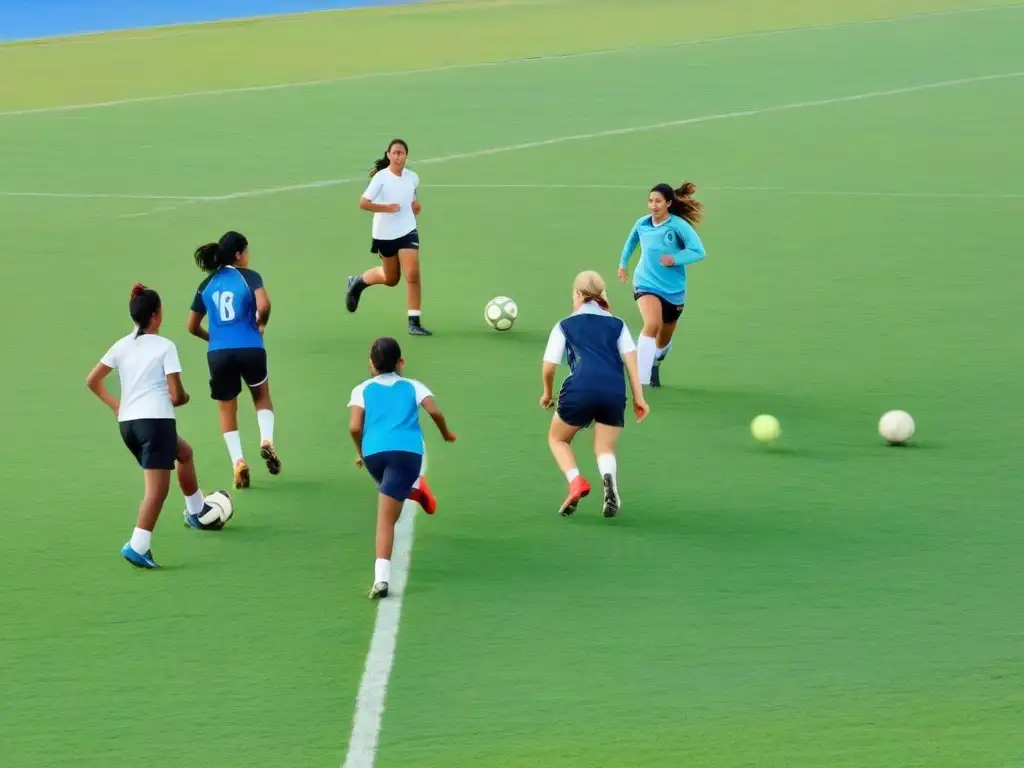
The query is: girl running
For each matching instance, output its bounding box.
[86,284,219,569]
[541,271,649,518]
[348,337,455,599]
[345,138,432,336]
[617,182,706,388]
[187,230,281,489]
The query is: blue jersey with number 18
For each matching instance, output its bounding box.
[191,266,265,352]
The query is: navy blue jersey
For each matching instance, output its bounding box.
[543,302,636,399]
[191,266,265,352]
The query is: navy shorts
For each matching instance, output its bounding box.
[371,229,420,258]
[363,450,423,501]
[207,347,269,401]
[557,389,626,429]
[634,291,684,324]
[119,418,178,470]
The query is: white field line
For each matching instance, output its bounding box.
[0,4,1021,118]
[341,451,426,768]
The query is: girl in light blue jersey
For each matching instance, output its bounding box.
[617,182,706,388]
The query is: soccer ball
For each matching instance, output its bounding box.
[484,296,518,331]
[879,410,915,445]
[194,490,234,530]
[751,414,780,444]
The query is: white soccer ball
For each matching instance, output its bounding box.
[879,410,915,445]
[199,490,234,529]
[484,296,518,331]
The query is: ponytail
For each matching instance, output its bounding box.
[128,284,161,337]
[194,243,220,272]
[194,230,249,273]
[668,181,703,226]
[573,270,611,311]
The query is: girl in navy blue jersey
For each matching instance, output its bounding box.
[540,271,649,519]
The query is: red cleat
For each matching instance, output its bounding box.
[408,476,436,515]
[559,475,591,517]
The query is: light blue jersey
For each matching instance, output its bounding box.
[619,214,706,306]
[348,373,432,457]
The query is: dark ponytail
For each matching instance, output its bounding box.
[668,181,702,226]
[368,138,409,178]
[194,230,249,273]
[129,284,161,337]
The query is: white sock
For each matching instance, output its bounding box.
[637,335,657,385]
[565,468,580,482]
[656,341,673,361]
[597,453,617,480]
[130,527,152,554]
[256,409,275,444]
[184,489,205,516]
[408,310,421,317]
[223,431,244,465]
[375,558,391,584]
[411,477,422,490]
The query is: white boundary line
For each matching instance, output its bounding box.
[1,5,1020,118]
[342,451,426,768]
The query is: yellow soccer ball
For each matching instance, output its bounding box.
[751,414,780,444]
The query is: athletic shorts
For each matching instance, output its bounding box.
[634,291,684,324]
[207,347,269,402]
[363,450,423,501]
[557,389,626,429]
[119,418,178,470]
[371,229,420,258]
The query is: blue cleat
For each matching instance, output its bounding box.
[650,360,662,388]
[183,504,224,531]
[121,542,159,569]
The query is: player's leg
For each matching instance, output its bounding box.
[548,404,589,516]
[243,349,280,476]
[651,301,683,387]
[398,245,431,336]
[365,451,420,598]
[346,246,401,312]
[592,398,625,517]
[119,421,171,567]
[634,294,664,387]
[175,435,217,529]
[209,350,250,488]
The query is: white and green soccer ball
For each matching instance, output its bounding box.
[186,490,234,530]
[484,296,518,331]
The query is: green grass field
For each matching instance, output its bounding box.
[2,0,1024,765]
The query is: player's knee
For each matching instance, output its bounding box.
[383,273,401,287]
[176,440,193,464]
[404,267,420,285]
[643,321,662,336]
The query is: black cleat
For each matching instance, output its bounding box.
[408,322,432,336]
[260,443,282,475]
[345,276,362,313]
[369,581,389,599]
[650,361,662,388]
[601,474,620,518]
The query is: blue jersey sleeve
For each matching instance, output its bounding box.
[239,268,264,292]
[618,219,642,269]
[190,276,212,314]
[668,217,705,266]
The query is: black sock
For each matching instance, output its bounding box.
[408,314,421,326]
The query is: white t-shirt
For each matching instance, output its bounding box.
[362,168,420,241]
[100,333,182,422]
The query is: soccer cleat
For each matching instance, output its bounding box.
[650,360,662,388]
[184,504,225,531]
[559,475,591,517]
[601,474,620,518]
[260,442,282,475]
[345,276,362,313]
[408,322,432,337]
[408,476,436,515]
[369,581,389,599]
[233,459,251,490]
[121,542,159,569]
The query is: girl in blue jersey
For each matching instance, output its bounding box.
[348,337,456,599]
[617,182,706,388]
[541,271,649,519]
[187,231,281,490]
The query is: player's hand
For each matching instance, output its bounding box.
[634,399,650,423]
[354,456,365,469]
[444,432,457,443]
[412,200,422,215]
[617,268,628,284]
[179,393,191,406]
[539,394,553,409]
[386,203,401,213]
[660,255,675,267]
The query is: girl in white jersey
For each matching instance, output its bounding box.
[345,138,432,336]
[86,284,221,569]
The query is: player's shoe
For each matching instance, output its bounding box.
[345,276,362,313]
[233,459,251,490]
[559,475,591,517]
[184,504,224,531]
[369,581,389,599]
[121,542,159,569]
[650,360,662,388]
[601,474,620,518]
[408,477,436,515]
[260,442,282,475]
[408,320,432,336]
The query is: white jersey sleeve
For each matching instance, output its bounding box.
[361,173,384,202]
[348,381,369,408]
[616,320,637,356]
[410,379,433,405]
[543,322,567,364]
[100,338,124,369]
[162,340,183,375]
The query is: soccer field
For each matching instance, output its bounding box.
[2,0,1023,765]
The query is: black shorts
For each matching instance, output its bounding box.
[119,418,178,470]
[634,291,684,324]
[556,388,626,429]
[371,229,420,258]
[364,450,423,501]
[207,347,269,402]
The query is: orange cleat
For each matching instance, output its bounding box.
[408,476,436,515]
[559,475,591,517]
[233,459,251,490]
